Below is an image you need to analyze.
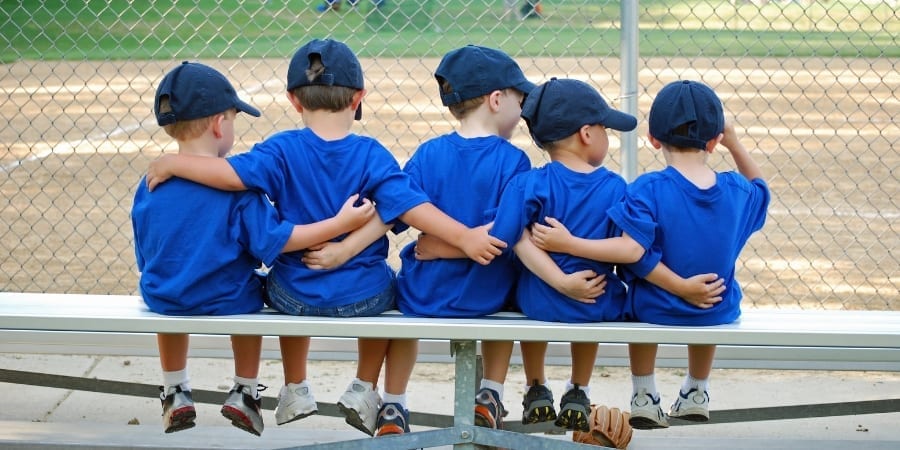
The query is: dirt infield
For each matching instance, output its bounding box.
[1,57,897,310]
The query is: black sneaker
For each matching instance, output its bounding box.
[521,379,557,425]
[160,385,196,433]
[220,384,266,436]
[374,402,410,436]
[554,385,591,432]
[474,388,508,429]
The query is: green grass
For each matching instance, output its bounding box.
[1,0,896,62]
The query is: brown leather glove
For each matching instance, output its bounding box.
[572,404,633,449]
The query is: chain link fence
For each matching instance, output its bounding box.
[1,1,897,311]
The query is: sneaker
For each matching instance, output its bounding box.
[629,388,669,429]
[474,387,508,429]
[160,385,196,433]
[337,380,382,436]
[521,380,557,425]
[554,385,590,432]
[374,402,410,436]
[275,381,318,425]
[669,388,710,422]
[221,384,265,436]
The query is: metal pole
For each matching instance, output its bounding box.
[620,0,640,182]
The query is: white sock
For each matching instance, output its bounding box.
[682,375,709,394]
[631,374,658,400]
[162,369,189,392]
[382,392,407,409]
[480,379,505,400]
[234,376,259,398]
[565,380,590,397]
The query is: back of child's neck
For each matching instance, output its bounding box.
[456,119,500,139]
[177,139,219,158]
[550,149,599,174]
[665,150,715,188]
[303,110,354,141]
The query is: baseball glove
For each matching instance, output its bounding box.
[572,404,633,449]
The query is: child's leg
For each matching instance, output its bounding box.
[519,340,557,425]
[274,336,318,426]
[686,344,716,381]
[475,340,514,429]
[357,338,389,386]
[156,333,195,433]
[669,344,716,422]
[231,335,262,390]
[279,336,311,384]
[222,335,265,435]
[376,339,417,436]
[554,342,595,432]
[520,340,548,386]
[383,339,417,401]
[569,342,598,387]
[158,333,190,374]
[627,343,668,429]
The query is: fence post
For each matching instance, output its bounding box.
[620,0,639,182]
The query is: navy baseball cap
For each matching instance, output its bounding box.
[521,78,637,146]
[435,45,537,106]
[649,80,724,150]
[154,61,260,126]
[287,39,364,120]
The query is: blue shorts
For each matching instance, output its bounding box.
[266,274,396,317]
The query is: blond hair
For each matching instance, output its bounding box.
[439,77,487,120]
[158,97,234,140]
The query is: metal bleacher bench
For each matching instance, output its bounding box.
[1,291,899,449]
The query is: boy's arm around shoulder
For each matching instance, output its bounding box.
[147,154,245,191]
[530,217,645,264]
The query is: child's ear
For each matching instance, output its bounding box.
[350,89,367,110]
[647,133,663,149]
[487,90,503,112]
[578,124,592,144]
[285,91,304,112]
[706,133,724,153]
[210,113,225,138]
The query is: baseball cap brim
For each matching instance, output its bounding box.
[602,109,638,132]
[235,99,261,118]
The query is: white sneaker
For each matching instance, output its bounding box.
[629,388,669,429]
[275,381,318,425]
[337,380,382,435]
[669,388,710,422]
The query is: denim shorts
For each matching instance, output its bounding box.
[266,274,396,317]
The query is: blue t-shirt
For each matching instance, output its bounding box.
[228,128,430,307]
[609,166,770,326]
[490,161,629,323]
[396,133,531,317]
[132,177,294,316]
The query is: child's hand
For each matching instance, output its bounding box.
[460,223,507,265]
[555,270,606,304]
[302,241,351,270]
[718,120,739,151]
[530,217,573,253]
[336,194,375,230]
[146,155,176,191]
[677,273,726,309]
